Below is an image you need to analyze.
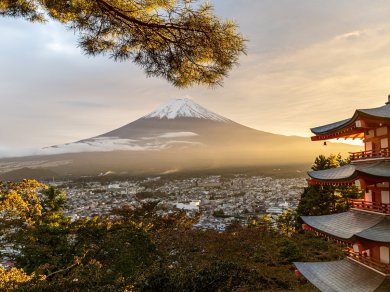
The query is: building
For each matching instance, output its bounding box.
[266,206,283,215]
[294,97,390,291]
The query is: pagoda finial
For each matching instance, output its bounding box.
[386,94,390,105]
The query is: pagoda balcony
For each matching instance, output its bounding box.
[349,148,390,161]
[349,199,390,215]
[344,248,390,276]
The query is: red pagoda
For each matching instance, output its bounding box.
[294,97,390,291]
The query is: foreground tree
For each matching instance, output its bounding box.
[0,182,159,290]
[0,267,36,291]
[1,180,343,290]
[0,0,246,87]
[276,209,296,236]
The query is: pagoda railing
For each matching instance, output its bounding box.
[349,199,390,215]
[349,148,390,161]
[344,248,390,275]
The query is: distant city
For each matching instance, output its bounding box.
[47,174,306,232]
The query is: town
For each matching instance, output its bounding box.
[50,174,306,232]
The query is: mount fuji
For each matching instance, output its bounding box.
[33,98,236,155]
[0,98,359,178]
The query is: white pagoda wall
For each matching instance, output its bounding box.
[380,246,390,264]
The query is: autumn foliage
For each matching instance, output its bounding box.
[0,180,343,291]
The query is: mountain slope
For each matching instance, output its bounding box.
[0,98,361,177]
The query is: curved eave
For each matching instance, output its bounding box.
[310,117,361,141]
[356,161,390,178]
[311,131,364,141]
[355,219,390,243]
[308,165,357,183]
[308,162,390,185]
[301,211,384,241]
[294,260,387,292]
[311,117,356,135]
[307,179,355,186]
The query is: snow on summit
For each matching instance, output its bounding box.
[144,98,231,122]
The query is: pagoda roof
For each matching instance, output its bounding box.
[311,101,390,138]
[376,279,390,292]
[358,161,390,177]
[308,161,390,183]
[308,164,357,182]
[301,211,383,240]
[311,118,354,135]
[355,218,390,243]
[294,260,388,292]
[360,103,390,119]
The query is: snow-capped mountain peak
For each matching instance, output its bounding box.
[143,98,231,122]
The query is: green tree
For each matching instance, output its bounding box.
[0,0,246,87]
[296,154,361,219]
[311,153,349,171]
[278,239,302,263]
[276,209,296,236]
[0,181,158,290]
[14,187,72,274]
[0,184,73,274]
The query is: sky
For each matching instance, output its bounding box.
[1,0,390,155]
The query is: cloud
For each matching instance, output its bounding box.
[0,133,203,158]
[157,132,198,138]
[207,24,390,137]
[333,30,367,41]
